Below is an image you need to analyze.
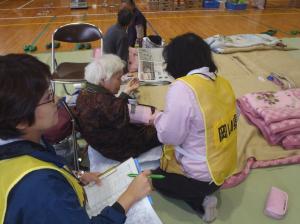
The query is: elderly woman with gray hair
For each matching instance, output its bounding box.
[74,54,160,161]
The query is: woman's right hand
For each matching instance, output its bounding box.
[124,78,140,95]
[117,170,152,213]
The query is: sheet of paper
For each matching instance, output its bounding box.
[84,158,162,224]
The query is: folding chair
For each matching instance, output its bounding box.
[51,23,103,90]
[60,99,81,171]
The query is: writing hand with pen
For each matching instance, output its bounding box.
[117,170,153,213]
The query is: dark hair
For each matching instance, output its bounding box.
[121,0,136,7]
[117,9,133,27]
[163,33,217,79]
[0,54,51,139]
[148,35,162,45]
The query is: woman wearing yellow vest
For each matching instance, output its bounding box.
[0,54,152,224]
[151,33,238,223]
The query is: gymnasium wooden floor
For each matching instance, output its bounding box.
[0,0,300,55]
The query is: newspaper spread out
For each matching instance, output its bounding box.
[138,48,174,85]
[84,158,162,224]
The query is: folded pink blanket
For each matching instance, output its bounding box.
[238,89,300,149]
[270,119,300,134]
[244,89,300,124]
[239,100,300,145]
[282,134,300,149]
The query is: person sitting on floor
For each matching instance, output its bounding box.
[120,0,147,47]
[150,33,238,223]
[103,8,132,70]
[0,54,152,224]
[74,54,160,161]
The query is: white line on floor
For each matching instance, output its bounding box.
[0,9,299,20]
[17,0,35,9]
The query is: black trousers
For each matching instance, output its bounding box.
[152,168,220,214]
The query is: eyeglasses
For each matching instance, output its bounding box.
[37,85,55,106]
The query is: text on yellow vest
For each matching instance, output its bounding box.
[160,74,237,185]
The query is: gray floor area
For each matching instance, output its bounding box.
[152,164,300,224]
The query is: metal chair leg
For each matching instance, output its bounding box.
[71,119,80,171]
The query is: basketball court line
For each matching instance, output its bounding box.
[17,0,35,9]
[26,15,56,48]
[0,9,299,22]
[0,3,113,10]
[241,15,292,35]
[0,4,298,12]
[0,5,69,10]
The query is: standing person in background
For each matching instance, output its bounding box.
[103,8,132,70]
[151,33,238,223]
[121,0,147,47]
[0,54,152,224]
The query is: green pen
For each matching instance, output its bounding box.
[128,173,165,179]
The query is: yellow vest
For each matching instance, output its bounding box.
[160,74,237,186]
[0,155,85,223]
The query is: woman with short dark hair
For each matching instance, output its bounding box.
[151,33,238,222]
[163,33,217,78]
[0,54,152,224]
[0,54,52,139]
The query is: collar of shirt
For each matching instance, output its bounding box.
[86,82,112,95]
[0,138,66,167]
[0,138,22,145]
[187,67,216,80]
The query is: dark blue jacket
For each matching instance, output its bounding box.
[103,24,129,63]
[0,140,126,224]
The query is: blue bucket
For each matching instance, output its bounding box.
[203,0,220,9]
[225,2,247,10]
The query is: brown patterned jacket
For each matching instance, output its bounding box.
[74,82,160,161]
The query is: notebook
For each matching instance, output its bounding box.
[137,48,174,85]
[84,158,162,224]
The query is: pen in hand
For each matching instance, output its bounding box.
[128,173,165,179]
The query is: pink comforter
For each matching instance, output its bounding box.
[238,89,300,149]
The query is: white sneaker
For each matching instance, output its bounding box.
[202,195,218,223]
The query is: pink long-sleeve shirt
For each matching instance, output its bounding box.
[154,67,215,182]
